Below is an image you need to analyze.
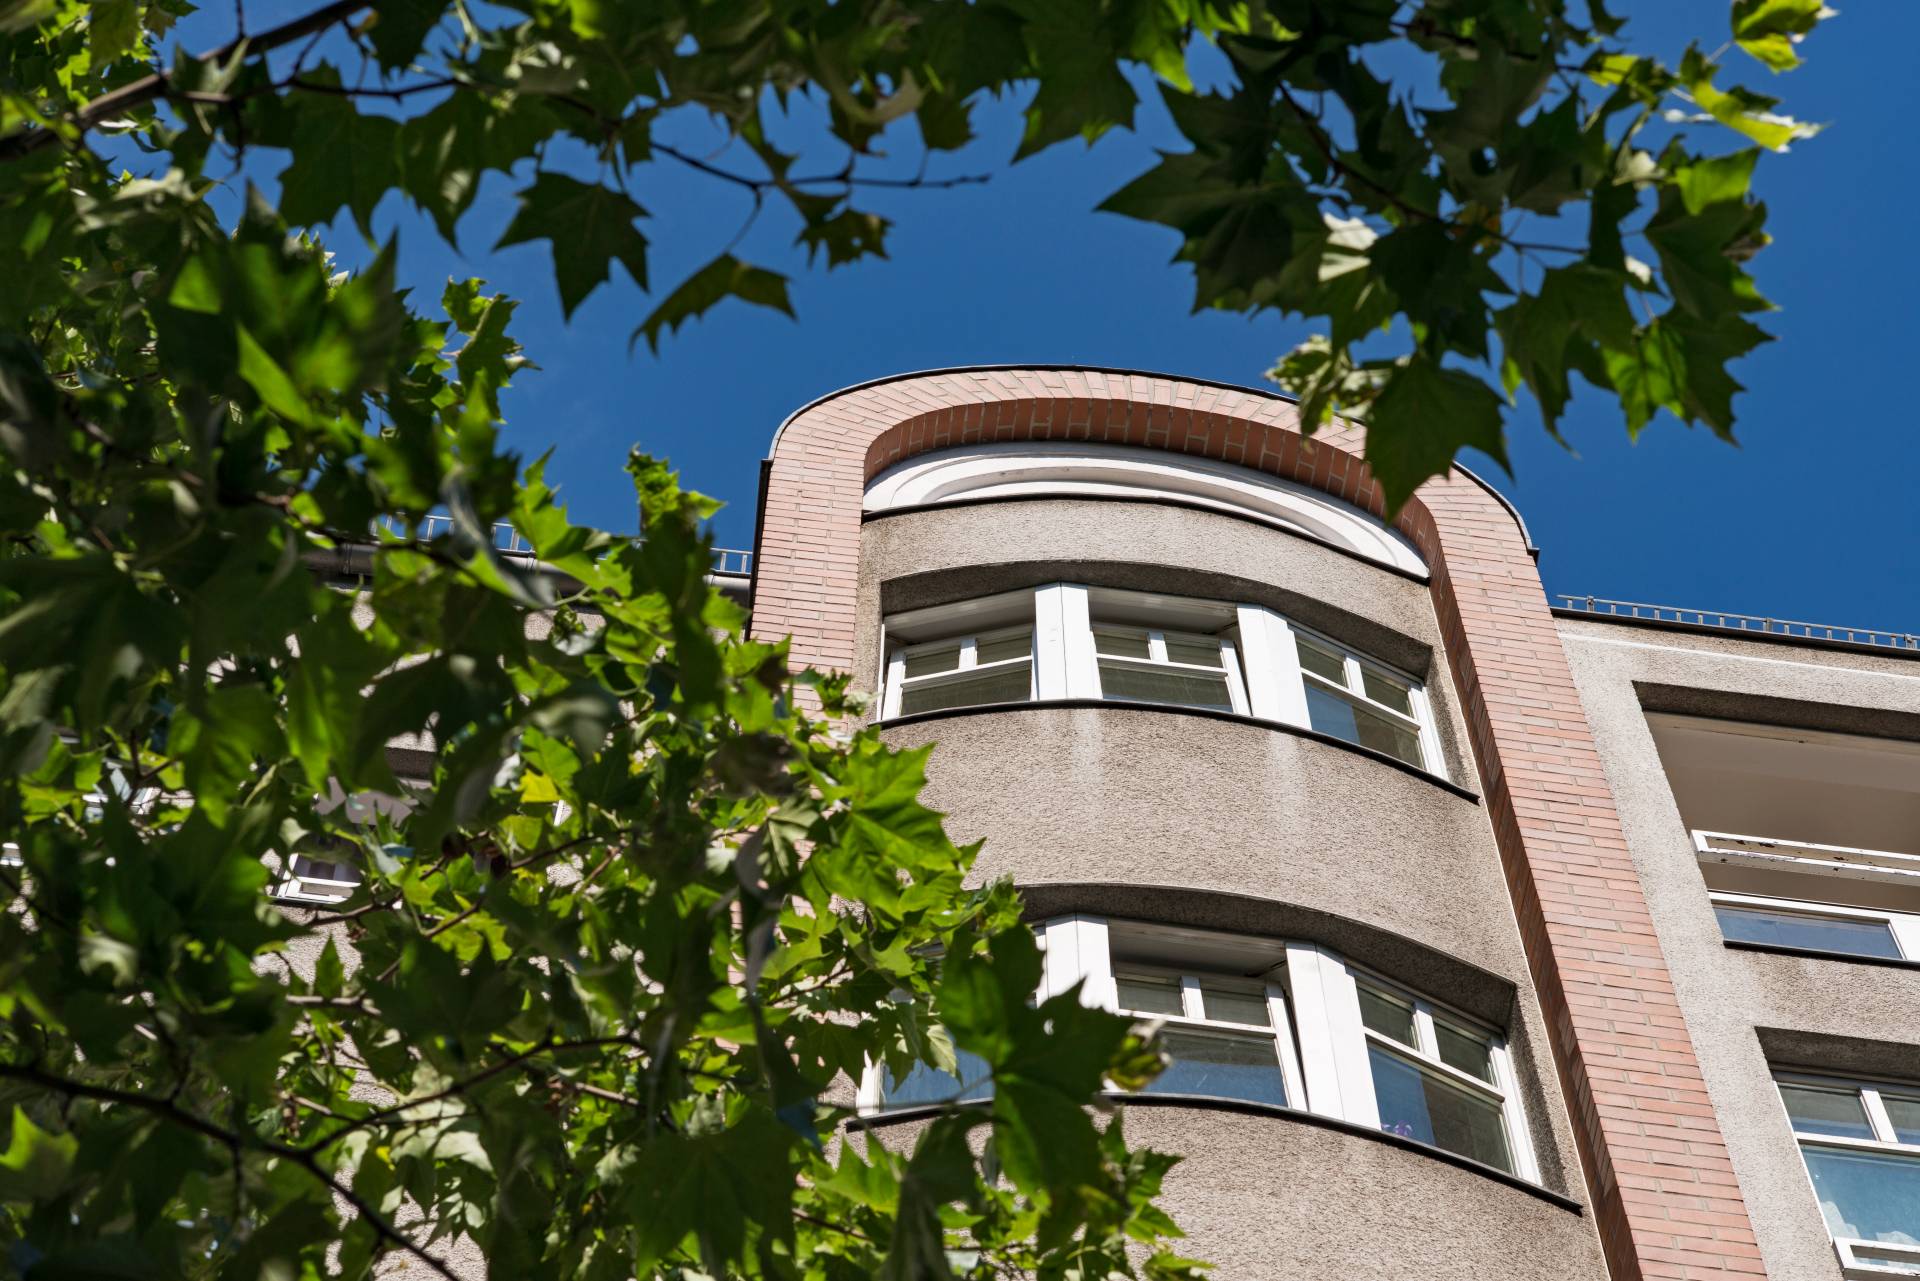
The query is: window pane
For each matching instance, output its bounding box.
[1801,1144,1920,1248]
[1199,984,1271,1028]
[901,643,962,680]
[975,631,1032,665]
[1163,633,1225,669]
[1779,1083,1875,1139]
[1147,1029,1288,1108]
[1093,626,1151,659]
[1304,684,1424,767]
[1884,1094,1920,1146]
[1295,634,1347,684]
[1714,904,1903,959]
[1370,1046,1513,1173]
[898,664,1031,715]
[1360,667,1414,716]
[1097,660,1234,712]
[1357,984,1416,1046]
[1435,1020,1495,1084]
[1115,972,1186,1016]
[884,1048,992,1108]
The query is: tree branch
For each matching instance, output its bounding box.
[0,1061,461,1281]
[0,1,369,160]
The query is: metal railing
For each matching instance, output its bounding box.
[1557,596,1920,651]
[378,514,754,577]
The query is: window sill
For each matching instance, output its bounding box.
[848,1091,1578,1213]
[876,698,1478,802]
[1723,939,1920,971]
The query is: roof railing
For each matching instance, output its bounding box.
[1557,596,1920,651]
[376,514,754,578]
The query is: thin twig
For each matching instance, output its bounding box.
[0,1,369,160]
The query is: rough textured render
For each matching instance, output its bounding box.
[755,368,1767,1280]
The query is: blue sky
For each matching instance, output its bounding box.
[155,2,1919,634]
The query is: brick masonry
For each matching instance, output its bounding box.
[751,368,1764,1280]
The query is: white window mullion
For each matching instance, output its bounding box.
[1411,1003,1439,1058]
[1267,982,1310,1111]
[1235,605,1310,727]
[882,648,907,719]
[1041,915,1115,1010]
[957,636,979,670]
[1862,1088,1899,1144]
[1035,583,1098,699]
[1178,975,1205,1020]
[1409,685,1449,782]
[1492,1044,1542,1182]
[1283,943,1378,1127]
[1891,916,1920,961]
[1219,640,1250,716]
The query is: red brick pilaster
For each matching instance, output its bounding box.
[753,368,1764,1280]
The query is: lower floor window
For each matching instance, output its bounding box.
[861,917,1539,1184]
[1777,1073,1920,1276]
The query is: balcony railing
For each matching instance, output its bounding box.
[1557,596,1920,651]
[1694,830,1920,887]
[378,514,754,577]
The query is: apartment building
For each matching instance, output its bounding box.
[739,366,1920,1280]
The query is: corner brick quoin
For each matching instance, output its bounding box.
[750,368,1765,1281]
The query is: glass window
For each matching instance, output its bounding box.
[1801,1145,1920,1249]
[1148,1028,1289,1107]
[1357,976,1517,1172]
[1115,972,1186,1017]
[1782,1082,1877,1140]
[880,589,1446,779]
[883,1047,992,1109]
[867,918,1537,1188]
[1357,983,1416,1045]
[1434,1019,1496,1084]
[1715,903,1903,960]
[1093,625,1236,713]
[1777,1074,1920,1269]
[1370,1044,1514,1173]
[890,627,1033,717]
[1113,962,1294,1110]
[1885,1094,1920,1146]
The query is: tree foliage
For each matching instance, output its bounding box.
[5,0,1828,504]
[0,0,1831,1277]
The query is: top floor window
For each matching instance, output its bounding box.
[880,585,1445,778]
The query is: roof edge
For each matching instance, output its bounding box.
[763,364,1537,557]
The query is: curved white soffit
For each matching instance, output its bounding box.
[864,442,1428,577]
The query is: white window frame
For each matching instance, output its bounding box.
[1775,1070,1920,1278]
[859,917,1538,1185]
[880,624,1036,720]
[1346,966,1541,1183]
[878,586,1447,781]
[271,852,364,905]
[1106,960,1307,1110]
[1710,891,1920,962]
[1088,622,1249,717]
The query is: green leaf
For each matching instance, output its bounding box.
[0,1105,76,1200]
[88,0,139,65]
[366,0,448,71]
[495,173,650,318]
[630,255,794,353]
[1364,358,1509,512]
[1732,0,1831,71]
[273,69,403,233]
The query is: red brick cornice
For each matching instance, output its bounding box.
[753,368,1763,1281]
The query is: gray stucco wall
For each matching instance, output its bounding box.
[857,1104,1601,1279]
[1557,617,1920,1281]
